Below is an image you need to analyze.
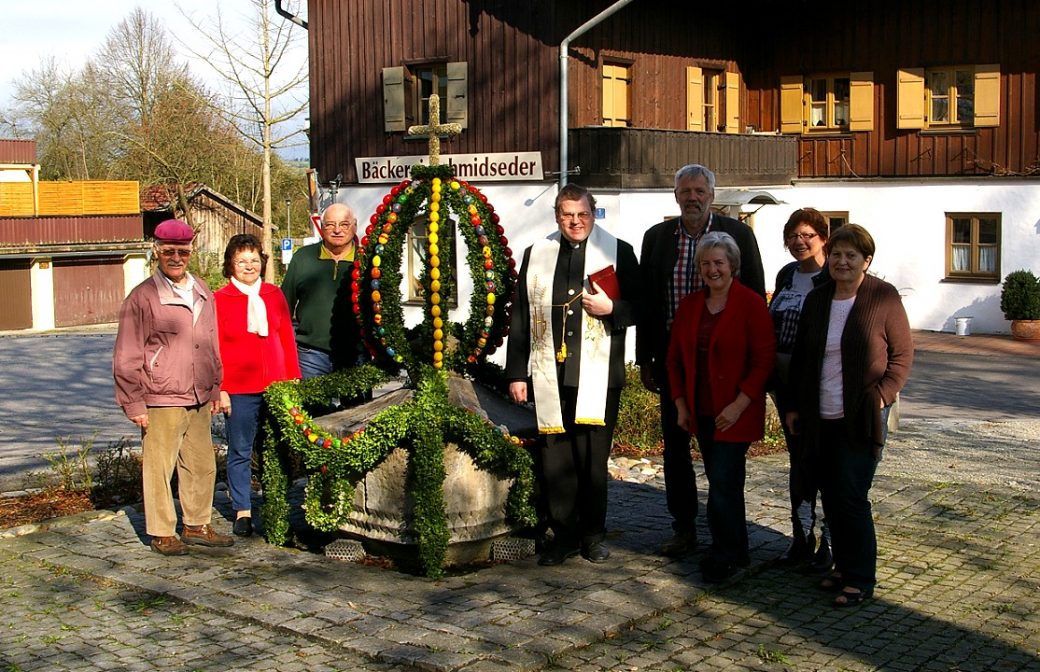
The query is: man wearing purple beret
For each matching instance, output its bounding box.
[113,219,234,555]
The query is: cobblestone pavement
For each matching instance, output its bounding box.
[1,449,1037,672]
[1,329,1038,671]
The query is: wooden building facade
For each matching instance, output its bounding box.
[141,184,263,256]
[307,0,1040,187]
[303,0,1040,334]
[0,140,149,331]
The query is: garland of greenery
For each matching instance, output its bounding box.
[260,365,536,578]
[259,164,530,577]
[352,163,516,380]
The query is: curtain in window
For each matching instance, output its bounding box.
[979,247,996,273]
[952,246,970,271]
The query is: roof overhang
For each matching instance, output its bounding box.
[712,188,786,208]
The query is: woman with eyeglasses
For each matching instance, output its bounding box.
[769,208,832,572]
[214,234,301,537]
[786,224,912,606]
[666,231,775,583]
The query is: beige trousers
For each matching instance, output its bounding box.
[142,405,216,537]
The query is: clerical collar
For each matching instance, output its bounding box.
[559,237,583,250]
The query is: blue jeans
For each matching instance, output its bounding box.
[696,416,750,567]
[817,407,890,592]
[297,345,334,380]
[226,393,264,513]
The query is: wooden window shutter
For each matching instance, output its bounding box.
[974,64,1000,128]
[896,68,925,130]
[724,71,740,133]
[780,76,804,134]
[686,66,704,131]
[446,61,469,129]
[849,72,874,131]
[383,66,406,132]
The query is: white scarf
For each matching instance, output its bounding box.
[230,277,268,337]
[525,225,617,433]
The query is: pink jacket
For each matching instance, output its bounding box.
[113,272,223,419]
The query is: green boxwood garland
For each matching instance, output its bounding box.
[260,365,536,578]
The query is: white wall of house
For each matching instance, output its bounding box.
[29,258,55,330]
[123,253,150,297]
[615,179,1040,335]
[335,178,1040,350]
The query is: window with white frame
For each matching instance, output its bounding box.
[946,213,1000,281]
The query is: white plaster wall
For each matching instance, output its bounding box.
[29,259,54,331]
[743,180,1040,335]
[331,178,1040,356]
[123,254,150,297]
[612,180,1040,335]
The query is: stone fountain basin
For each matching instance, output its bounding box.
[314,376,537,565]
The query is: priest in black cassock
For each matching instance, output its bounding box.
[505,183,639,567]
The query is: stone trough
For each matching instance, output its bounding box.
[314,376,537,566]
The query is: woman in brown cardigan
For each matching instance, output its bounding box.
[785,224,913,606]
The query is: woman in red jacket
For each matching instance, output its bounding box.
[215,234,301,537]
[667,231,776,583]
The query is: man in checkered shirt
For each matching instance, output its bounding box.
[636,164,766,558]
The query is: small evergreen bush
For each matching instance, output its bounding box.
[1000,270,1040,320]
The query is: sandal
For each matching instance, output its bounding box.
[819,573,843,592]
[833,587,873,607]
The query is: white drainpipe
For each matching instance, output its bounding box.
[558,0,637,189]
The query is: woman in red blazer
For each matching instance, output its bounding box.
[667,231,776,583]
[214,234,301,537]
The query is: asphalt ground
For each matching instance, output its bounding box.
[0,328,1037,671]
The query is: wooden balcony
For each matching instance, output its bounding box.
[568,127,798,189]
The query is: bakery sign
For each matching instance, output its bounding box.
[356,151,544,183]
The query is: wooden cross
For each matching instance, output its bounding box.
[407,94,462,165]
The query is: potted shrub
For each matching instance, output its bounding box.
[1000,269,1040,341]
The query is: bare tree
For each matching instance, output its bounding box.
[94,7,188,123]
[12,58,121,180]
[180,0,308,281]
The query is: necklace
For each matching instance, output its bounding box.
[706,293,727,314]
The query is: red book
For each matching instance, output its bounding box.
[588,265,621,300]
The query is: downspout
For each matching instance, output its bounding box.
[275,0,308,29]
[558,0,636,189]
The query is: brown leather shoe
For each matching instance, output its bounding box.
[150,535,189,556]
[181,524,234,547]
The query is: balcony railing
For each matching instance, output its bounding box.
[568,127,798,189]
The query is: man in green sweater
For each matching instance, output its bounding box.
[281,202,365,379]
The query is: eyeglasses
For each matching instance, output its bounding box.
[785,232,819,242]
[158,248,192,258]
[323,220,356,230]
[233,259,262,268]
[558,211,592,221]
